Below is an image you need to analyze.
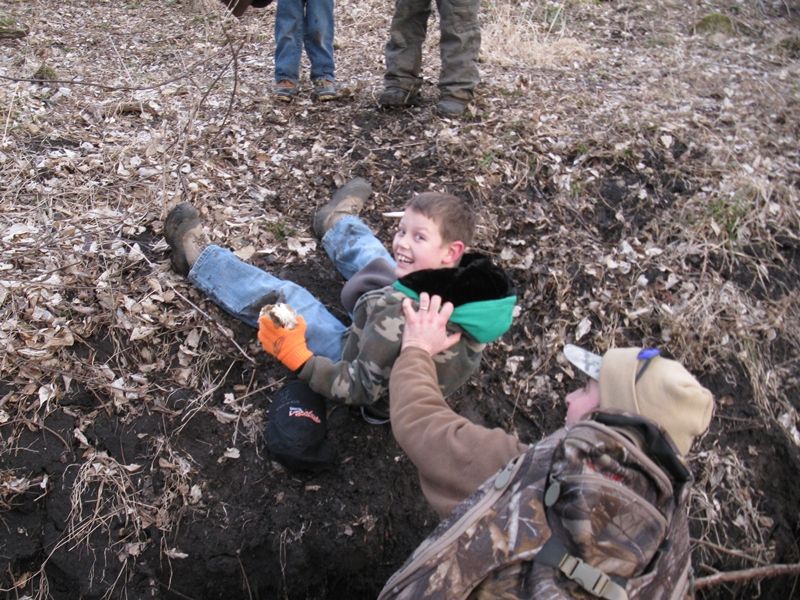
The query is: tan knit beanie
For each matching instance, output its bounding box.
[564,345,715,455]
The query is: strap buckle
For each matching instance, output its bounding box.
[559,555,627,600]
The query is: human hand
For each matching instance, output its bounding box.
[401,293,462,355]
[257,314,313,371]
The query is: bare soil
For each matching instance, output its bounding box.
[1,1,799,599]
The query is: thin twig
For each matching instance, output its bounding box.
[158,580,198,600]
[692,537,769,566]
[2,82,19,145]
[216,25,242,135]
[695,562,800,589]
[166,282,256,364]
[237,381,284,404]
[174,360,237,435]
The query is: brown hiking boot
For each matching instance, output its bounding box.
[273,80,298,102]
[312,178,372,238]
[312,79,337,102]
[164,203,209,276]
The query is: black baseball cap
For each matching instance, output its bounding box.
[264,380,337,472]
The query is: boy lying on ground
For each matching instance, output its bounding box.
[164,180,517,424]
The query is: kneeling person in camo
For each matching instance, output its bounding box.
[382,295,714,598]
[164,180,516,424]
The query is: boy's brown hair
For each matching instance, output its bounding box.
[405,192,475,247]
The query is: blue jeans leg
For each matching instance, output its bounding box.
[321,216,396,281]
[275,0,304,82]
[187,245,346,360]
[305,0,335,81]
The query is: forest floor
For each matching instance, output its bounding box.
[1,0,798,598]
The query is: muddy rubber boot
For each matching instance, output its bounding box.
[313,178,372,238]
[378,87,419,108]
[436,97,467,117]
[164,203,209,276]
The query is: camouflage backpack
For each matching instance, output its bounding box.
[379,411,694,600]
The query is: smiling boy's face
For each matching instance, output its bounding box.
[391,208,463,278]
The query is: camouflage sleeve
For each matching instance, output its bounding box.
[297,290,403,408]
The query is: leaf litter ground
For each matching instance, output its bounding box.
[0,0,798,598]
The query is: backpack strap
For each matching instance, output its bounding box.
[535,414,689,599]
[536,537,629,600]
[379,431,567,600]
[379,452,528,598]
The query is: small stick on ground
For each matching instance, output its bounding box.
[695,562,800,589]
[692,537,769,566]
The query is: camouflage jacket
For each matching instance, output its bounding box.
[299,253,516,418]
[380,411,694,600]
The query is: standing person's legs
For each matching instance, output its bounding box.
[436,0,480,111]
[188,245,346,360]
[382,0,431,102]
[274,0,304,85]
[304,0,335,82]
[322,216,395,280]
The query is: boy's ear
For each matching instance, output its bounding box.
[443,240,466,265]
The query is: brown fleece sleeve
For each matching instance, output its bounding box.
[390,346,528,518]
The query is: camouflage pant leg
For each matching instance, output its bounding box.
[384,0,432,92]
[436,0,480,101]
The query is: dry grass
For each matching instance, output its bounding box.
[690,444,786,582]
[481,1,590,68]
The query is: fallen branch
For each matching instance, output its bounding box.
[695,562,800,589]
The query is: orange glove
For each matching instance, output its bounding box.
[257,314,313,371]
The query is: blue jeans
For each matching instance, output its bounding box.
[188,216,394,361]
[322,216,394,280]
[274,0,335,83]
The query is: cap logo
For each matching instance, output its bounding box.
[288,406,321,424]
